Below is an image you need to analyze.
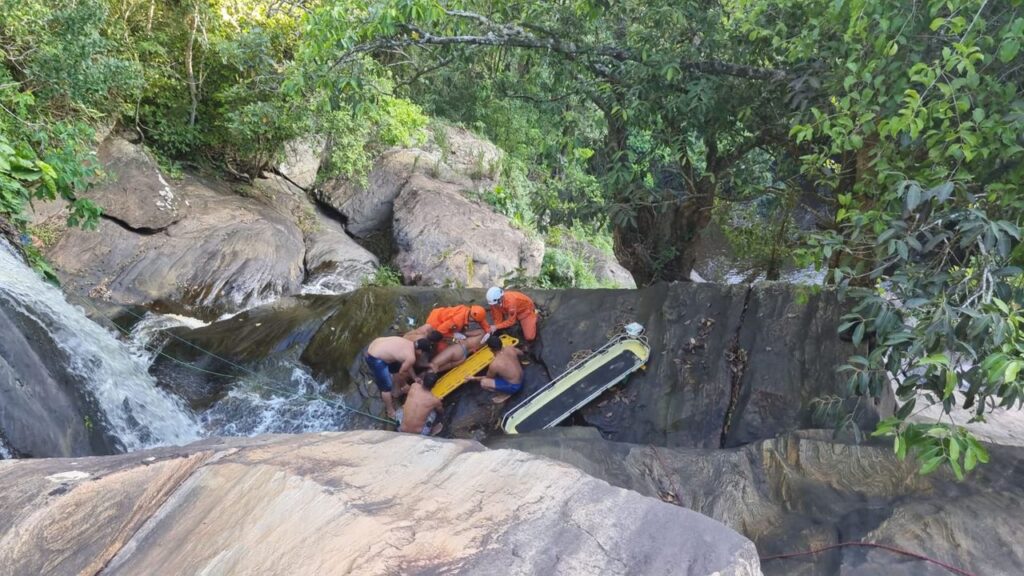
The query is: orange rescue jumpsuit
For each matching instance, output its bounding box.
[490,290,538,341]
[426,305,491,350]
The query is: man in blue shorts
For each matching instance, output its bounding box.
[366,336,433,419]
[466,335,524,403]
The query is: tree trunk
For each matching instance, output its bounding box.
[185,5,199,128]
[613,177,715,285]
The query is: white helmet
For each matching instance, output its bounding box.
[486,286,504,306]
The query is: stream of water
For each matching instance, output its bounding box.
[0,242,201,451]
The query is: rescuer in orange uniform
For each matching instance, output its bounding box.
[406,304,490,352]
[486,287,539,346]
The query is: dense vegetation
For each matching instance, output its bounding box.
[2,0,1022,476]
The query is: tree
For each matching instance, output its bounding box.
[305,0,797,283]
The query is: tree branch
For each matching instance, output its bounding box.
[333,9,790,84]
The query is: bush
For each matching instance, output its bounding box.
[361,265,403,288]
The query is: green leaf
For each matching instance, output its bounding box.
[853,322,865,347]
[948,437,960,463]
[1000,39,1020,63]
[1004,360,1022,383]
[920,454,944,475]
[949,456,964,481]
[944,370,957,399]
[965,445,978,471]
[919,353,951,367]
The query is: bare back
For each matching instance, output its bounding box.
[399,383,441,433]
[367,336,415,364]
[486,346,523,384]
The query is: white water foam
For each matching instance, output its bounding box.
[300,272,360,296]
[128,312,209,363]
[0,243,201,451]
[201,366,350,436]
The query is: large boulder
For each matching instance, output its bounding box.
[302,210,379,294]
[0,432,761,576]
[88,136,184,231]
[318,124,502,239]
[46,173,306,319]
[277,136,326,190]
[423,122,503,185]
[546,228,636,288]
[493,428,1024,576]
[392,176,544,287]
[317,148,451,238]
[528,282,891,448]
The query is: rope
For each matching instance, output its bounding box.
[760,541,976,576]
[64,291,397,426]
[568,349,593,369]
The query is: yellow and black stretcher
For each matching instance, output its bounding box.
[432,334,519,399]
[501,331,650,434]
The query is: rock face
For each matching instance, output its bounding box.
[45,174,306,319]
[318,148,447,238]
[90,136,184,231]
[302,210,379,294]
[277,136,326,190]
[158,283,888,448]
[0,298,115,458]
[423,122,503,186]
[31,137,383,319]
[546,229,636,288]
[531,282,891,448]
[492,428,1024,576]
[393,177,545,287]
[0,432,761,576]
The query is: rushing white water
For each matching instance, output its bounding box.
[300,273,360,296]
[128,312,209,363]
[201,366,350,436]
[0,438,13,459]
[0,243,201,451]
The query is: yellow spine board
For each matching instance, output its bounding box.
[433,335,519,398]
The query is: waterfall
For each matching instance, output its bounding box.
[0,241,200,451]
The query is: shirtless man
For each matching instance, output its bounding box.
[429,331,490,374]
[398,372,444,435]
[365,336,433,419]
[465,336,524,403]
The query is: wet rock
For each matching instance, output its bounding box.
[532,283,891,448]
[303,209,379,295]
[0,432,761,576]
[492,428,1024,576]
[0,300,117,457]
[47,173,306,320]
[168,283,886,449]
[392,177,544,287]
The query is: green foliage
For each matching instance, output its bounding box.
[767,0,1024,477]
[538,248,600,289]
[361,265,403,288]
